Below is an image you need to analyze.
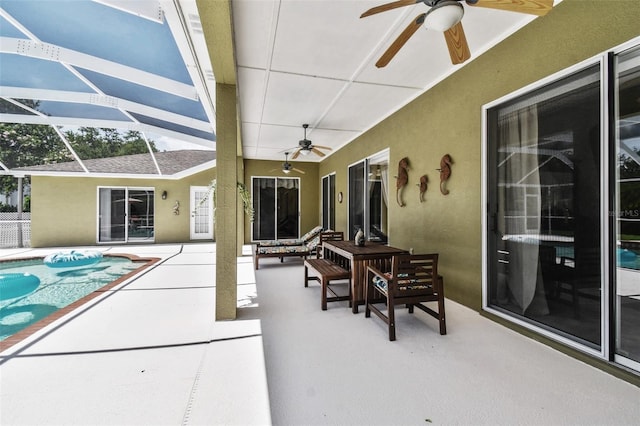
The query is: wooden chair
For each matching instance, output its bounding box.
[317,231,345,258]
[365,253,445,341]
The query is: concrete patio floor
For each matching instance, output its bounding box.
[1,243,640,425]
[0,243,269,425]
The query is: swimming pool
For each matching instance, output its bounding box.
[0,254,158,345]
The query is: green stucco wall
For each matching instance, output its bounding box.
[31,169,215,247]
[318,0,640,311]
[243,159,320,242]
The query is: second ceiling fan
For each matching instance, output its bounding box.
[361,0,554,68]
[289,124,332,160]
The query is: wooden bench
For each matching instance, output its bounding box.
[304,258,352,310]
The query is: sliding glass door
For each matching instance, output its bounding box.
[322,173,335,231]
[348,150,389,241]
[252,177,300,241]
[484,40,640,374]
[486,63,603,348]
[98,187,155,243]
[614,45,640,370]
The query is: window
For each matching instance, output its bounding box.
[485,40,640,374]
[251,177,300,241]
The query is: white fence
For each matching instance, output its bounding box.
[0,212,31,248]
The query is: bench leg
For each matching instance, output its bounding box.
[321,278,328,311]
[304,264,309,288]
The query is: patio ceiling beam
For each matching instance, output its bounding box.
[0,113,216,150]
[0,87,214,133]
[0,37,199,101]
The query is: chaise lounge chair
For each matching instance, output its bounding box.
[254,226,323,269]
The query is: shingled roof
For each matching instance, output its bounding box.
[13,150,215,177]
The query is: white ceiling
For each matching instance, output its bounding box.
[231,0,560,162]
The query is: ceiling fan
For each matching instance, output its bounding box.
[289,124,332,160]
[271,152,305,174]
[361,0,554,68]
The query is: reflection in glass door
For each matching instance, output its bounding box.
[348,161,365,240]
[98,188,126,242]
[486,64,602,348]
[615,46,640,369]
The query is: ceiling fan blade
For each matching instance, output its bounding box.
[313,145,332,151]
[311,147,326,157]
[361,0,421,18]
[291,149,302,160]
[293,167,306,175]
[466,0,553,16]
[376,13,426,68]
[443,21,471,65]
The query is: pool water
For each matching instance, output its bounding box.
[0,256,145,341]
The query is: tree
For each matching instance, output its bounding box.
[0,123,69,198]
[0,123,158,203]
[64,128,157,159]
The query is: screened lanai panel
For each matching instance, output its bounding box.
[0,0,216,173]
[0,15,23,38]
[0,99,36,115]
[0,55,95,92]
[129,113,215,141]
[31,101,131,121]
[0,124,69,169]
[76,68,208,122]
[1,1,190,84]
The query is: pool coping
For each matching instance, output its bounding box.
[0,253,161,352]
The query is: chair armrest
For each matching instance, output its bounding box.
[367,265,387,281]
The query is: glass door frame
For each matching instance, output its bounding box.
[96,186,155,244]
[612,41,640,372]
[481,55,610,360]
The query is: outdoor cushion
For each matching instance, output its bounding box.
[256,245,311,255]
[372,272,432,292]
[256,226,323,247]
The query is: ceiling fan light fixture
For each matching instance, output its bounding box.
[424,1,464,32]
[299,148,311,156]
[283,168,291,174]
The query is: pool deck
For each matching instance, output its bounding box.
[1,243,640,425]
[0,243,269,425]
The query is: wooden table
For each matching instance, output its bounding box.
[322,240,408,313]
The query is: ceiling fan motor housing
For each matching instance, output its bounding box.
[299,139,312,149]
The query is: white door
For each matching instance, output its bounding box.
[190,186,214,240]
